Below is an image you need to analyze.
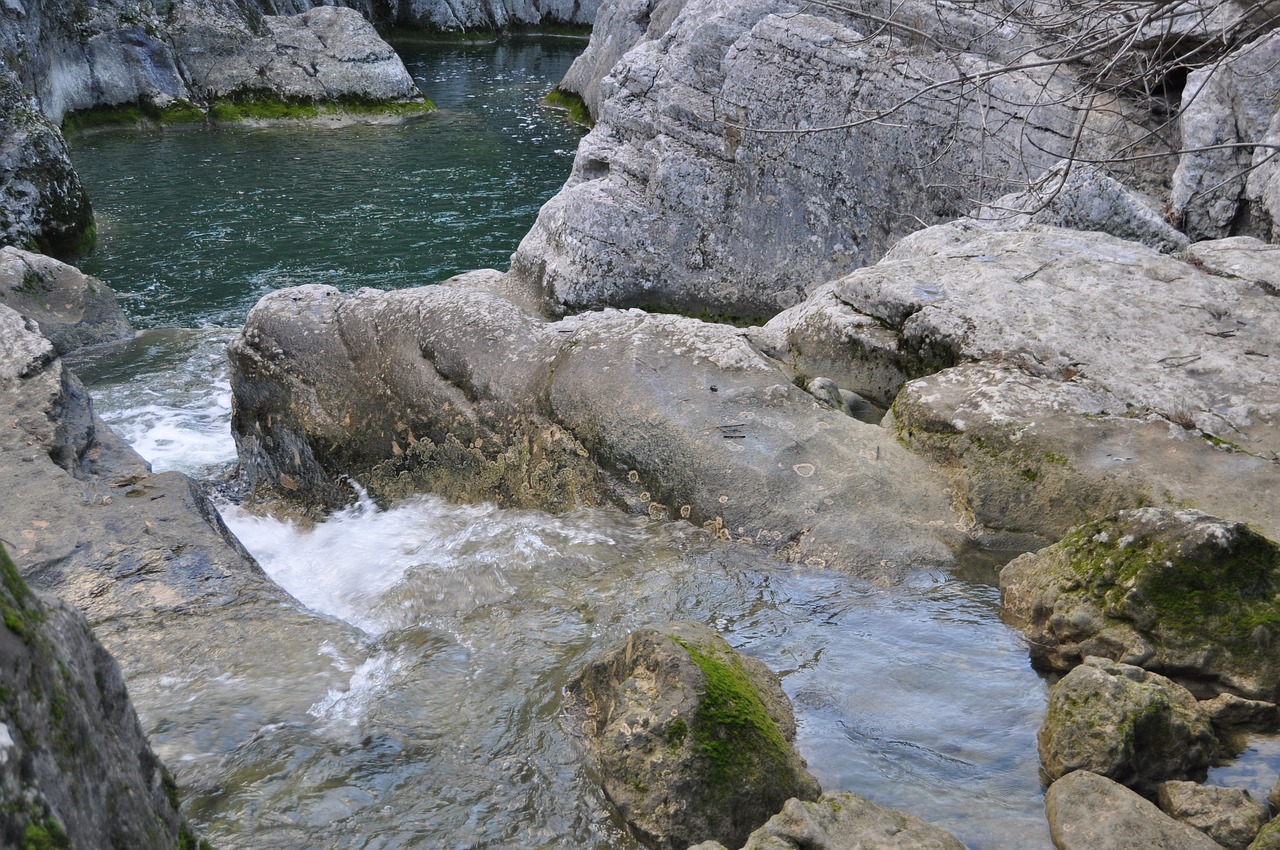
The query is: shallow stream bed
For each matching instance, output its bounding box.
[65,35,1279,850]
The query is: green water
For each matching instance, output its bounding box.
[71,38,586,328]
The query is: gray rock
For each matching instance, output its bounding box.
[564,622,821,850]
[511,0,1086,319]
[970,161,1190,253]
[1201,693,1280,734]
[0,71,94,258]
[228,277,964,578]
[1170,30,1280,241]
[1046,770,1228,850]
[1000,508,1280,700]
[171,4,421,106]
[0,542,205,850]
[1038,658,1218,789]
[1157,781,1268,850]
[1245,109,1280,241]
[1183,236,1280,292]
[727,792,966,850]
[0,246,131,354]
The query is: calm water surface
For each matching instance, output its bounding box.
[66,35,1273,850]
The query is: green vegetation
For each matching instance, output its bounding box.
[672,638,791,794]
[1,541,43,643]
[208,95,434,125]
[543,88,593,128]
[62,100,206,135]
[21,816,70,850]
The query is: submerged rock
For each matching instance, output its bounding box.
[1038,657,1217,790]
[1001,509,1280,700]
[564,622,820,849]
[0,543,208,850]
[688,792,967,850]
[1046,770,1228,850]
[228,275,964,578]
[1157,781,1268,850]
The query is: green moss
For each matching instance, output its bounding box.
[671,638,791,794]
[207,95,434,125]
[21,817,70,850]
[543,88,593,128]
[666,718,688,748]
[62,100,206,135]
[1,542,43,642]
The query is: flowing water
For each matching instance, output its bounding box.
[64,35,1279,850]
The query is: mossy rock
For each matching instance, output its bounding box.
[564,622,820,849]
[1001,508,1280,700]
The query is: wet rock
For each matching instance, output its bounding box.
[228,276,964,578]
[171,4,421,107]
[1170,30,1280,241]
[0,71,94,259]
[0,542,207,850]
[511,0,1086,319]
[564,621,820,849]
[0,246,131,354]
[1046,770,1228,850]
[685,791,966,850]
[1001,509,1280,700]
[1038,658,1218,789]
[1157,781,1268,850]
[762,223,1280,543]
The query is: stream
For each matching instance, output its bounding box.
[62,35,1280,850]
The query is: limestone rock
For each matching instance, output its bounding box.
[511,0,1084,319]
[1046,770,1228,850]
[0,71,94,258]
[1157,781,1268,850]
[1038,658,1218,789]
[0,543,206,850]
[1170,30,1280,241]
[1245,109,1280,241]
[564,622,820,849]
[1001,509,1280,700]
[969,161,1189,253]
[0,246,131,354]
[171,4,421,106]
[1201,693,1280,734]
[228,277,964,577]
[762,223,1280,542]
[716,792,966,850]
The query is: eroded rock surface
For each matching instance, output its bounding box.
[1046,770,1228,850]
[1001,509,1280,700]
[564,622,820,849]
[228,275,964,577]
[1038,657,1217,789]
[1157,781,1268,850]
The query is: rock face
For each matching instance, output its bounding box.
[1000,509,1280,700]
[1170,30,1280,241]
[511,0,1086,319]
[760,223,1280,545]
[0,543,207,850]
[1037,658,1217,789]
[1157,781,1268,850]
[563,622,820,850]
[228,274,964,577]
[1046,770,1229,850]
[0,72,94,258]
[0,246,130,353]
[689,792,968,850]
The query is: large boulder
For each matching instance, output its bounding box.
[564,622,820,849]
[0,543,208,850]
[228,274,965,578]
[759,223,1280,544]
[1046,770,1228,850]
[1157,781,1268,850]
[688,792,967,850]
[1170,29,1280,241]
[1000,509,1280,700]
[0,72,94,258]
[510,0,1087,320]
[0,246,131,353]
[1037,658,1218,790]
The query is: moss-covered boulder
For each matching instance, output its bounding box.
[0,542,209,849]
[564,622,820,850]
[1001,508,1280,700]
[1038,657,1218,790]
